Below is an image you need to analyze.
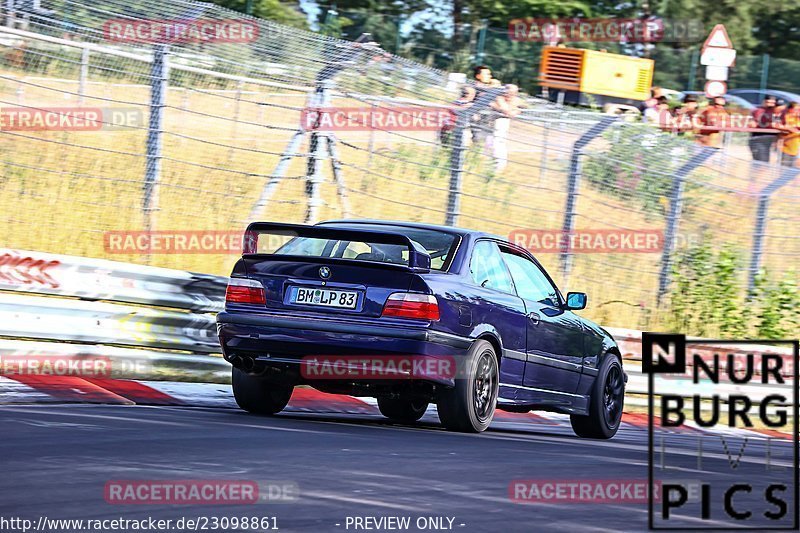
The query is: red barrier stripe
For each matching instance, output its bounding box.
[5,375,133,404]
[83,378,183,405]
[750,428,793,441]
[287,387,377,414]
[622,412,706,433]
[493,410,559,425]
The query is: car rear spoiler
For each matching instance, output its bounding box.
[243,222,432,272]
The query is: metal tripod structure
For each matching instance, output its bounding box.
[249,36,382,224]
[248,78,351,224]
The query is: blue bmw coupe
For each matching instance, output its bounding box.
[216,220,626,437]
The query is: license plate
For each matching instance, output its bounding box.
[291,286,358,309]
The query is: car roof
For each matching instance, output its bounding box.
[728,89,800,102]
[318,219,502,241]
[680,91,755,107]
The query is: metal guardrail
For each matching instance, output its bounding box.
[606,327,796,411]
[0,248,226,311]
[0,248,228,381]
[0,249,794,400]
[0,293,219,352]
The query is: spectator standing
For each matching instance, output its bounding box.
[439,86,476,145]
[491,84,522,173]
[779,102,800,168]
[471,65,496,150]
[644,96,673,131]
[674,94,699,135]
[454,86,476,107]
[640,87,663,121]
[697,97,729,148]
[749,95,780,163]
[473,65,493,89]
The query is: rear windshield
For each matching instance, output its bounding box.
[260,224,458,271]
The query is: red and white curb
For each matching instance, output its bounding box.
[0,376,791,441]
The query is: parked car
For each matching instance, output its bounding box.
[216,220,626,437]
[727,88,800,106]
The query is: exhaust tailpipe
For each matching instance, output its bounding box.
[241,357,255,372]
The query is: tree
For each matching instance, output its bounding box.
[753,4,800,59]
[209,0,308,28]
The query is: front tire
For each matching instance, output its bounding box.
[436,340,499,433]
[232,367,293,415]
[377,397,428,423]
[570,355,624,439]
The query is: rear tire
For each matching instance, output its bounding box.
[436,340,498,433]
[377,397,428,423]
[570,355,624,439]
[232,367,293,415]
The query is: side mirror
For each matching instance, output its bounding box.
[565,292,587,310]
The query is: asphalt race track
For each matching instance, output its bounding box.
[1,396,795,532]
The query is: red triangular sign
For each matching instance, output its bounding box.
[703,24,733,49]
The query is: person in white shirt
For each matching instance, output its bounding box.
[491,84,522,173]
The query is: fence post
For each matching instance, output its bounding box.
[227,80,244,163]
[656,147,717,304]
[538,119,550,184]
[5,0,14,27]
[304,79,333,224]
[395,16,403,53]
[445,121,466,226]
[476,21,487,63]
[687,48,698,91]
[759,54,770,96]
[143,44,169,233]
[366,101,376,169]
[748,167,799,294]
[559,115,618,278]
[78,47,89,105]
[445,87,505,226]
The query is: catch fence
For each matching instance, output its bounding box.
[0,0,798,335]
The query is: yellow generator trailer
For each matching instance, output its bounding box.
[538,46,654,107]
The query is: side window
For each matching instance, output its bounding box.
[470,241,514,293]
[341,241,371,259]
[501,251,559,305]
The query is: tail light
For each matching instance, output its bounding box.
[382,293,439,321]
[225,278,266,305]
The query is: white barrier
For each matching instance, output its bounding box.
[0,248,226,311]
[0,249,794,396]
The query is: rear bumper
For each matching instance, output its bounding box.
[216,311,472,386]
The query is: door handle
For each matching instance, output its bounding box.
[527,312,540,325]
